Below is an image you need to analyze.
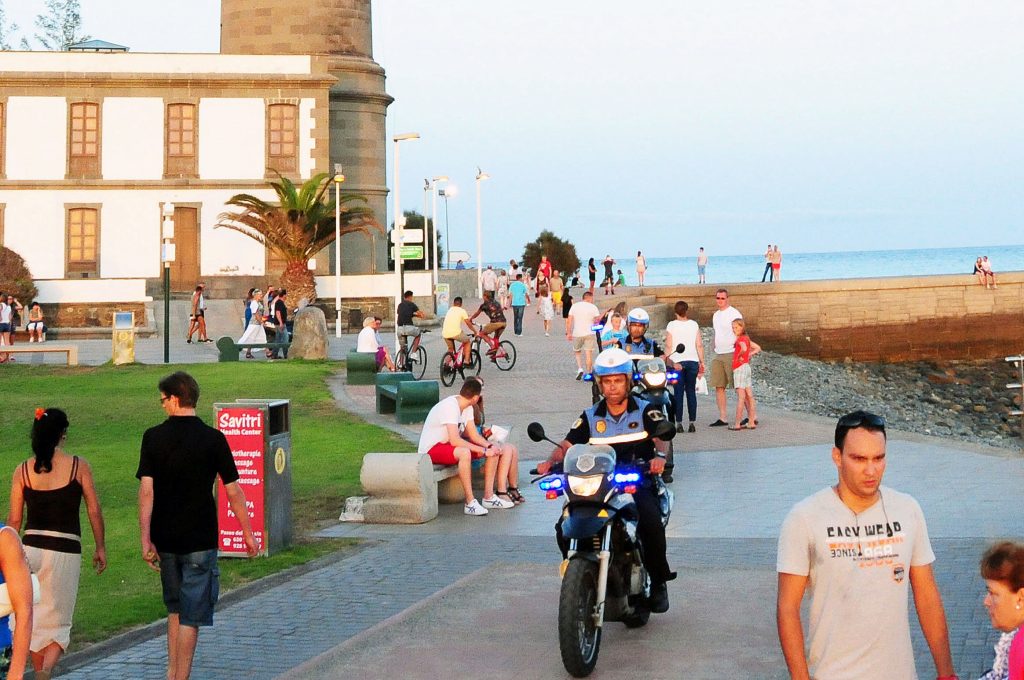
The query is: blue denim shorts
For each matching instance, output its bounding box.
[159,549,220,627]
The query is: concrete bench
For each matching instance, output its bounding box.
[0,344,78,366]
[216,336,291,362]
[346,350,379,385]
[375,372,439,424]
[357,452,485,523]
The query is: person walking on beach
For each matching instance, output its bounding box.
[665,300,704,433]
[636,251,647,287]
[728,319,760,431]
[138,371,258,680]
[8,408,106,680]
[587,258,597,296]
[709,289,742,427]
[761,245,774,282]
[602,255,616,295]
[776,411,956,680]
[772,245,782,282]
[697,247,708,284]
[567,291,601,379]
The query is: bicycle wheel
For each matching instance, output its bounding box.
[494,340,517,371]
[468,349,482,376]
[440,351,457,386]
[395,348,409,372]
[408,346,427,380]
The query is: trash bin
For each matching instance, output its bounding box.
[111,311,135,365]
[214,399,292,556]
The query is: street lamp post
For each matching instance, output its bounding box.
[160,202,176,364]
[475,168,491,298]
[430,176,448,288]
[393,132,420,352]
[439,184,457,269]
[333,163,345,338]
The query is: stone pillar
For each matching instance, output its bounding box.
[220,0,392,275]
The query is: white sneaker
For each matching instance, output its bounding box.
[545,332,550,336]
[464,499,489,516]
[482,495,515,510]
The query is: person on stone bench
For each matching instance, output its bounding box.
[357,317,395,372]
[465,376,525,505]
[26,302,46,343]
[417,378,515,516]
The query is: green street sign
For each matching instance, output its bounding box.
[400,245,424,260]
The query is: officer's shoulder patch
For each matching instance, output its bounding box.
[647,410,665,422]
[572,417,583,430]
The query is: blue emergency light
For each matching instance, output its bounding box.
[539,478,564,491]
[613,472,642,484]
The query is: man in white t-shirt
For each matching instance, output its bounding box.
[709,288,742,427]
[776,411,955,680]
[566,290,601,379]
[417,379,515,516]
[480,265,498,295]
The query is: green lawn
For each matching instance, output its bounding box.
[0,362,413,644]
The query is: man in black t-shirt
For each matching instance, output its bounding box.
[271,289,289,359]
[396,290,426,352]
[137,371,257,680]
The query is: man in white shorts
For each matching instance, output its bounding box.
[566,290,600,379]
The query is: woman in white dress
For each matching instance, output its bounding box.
[238,288,267,358]
[636,250,647,286]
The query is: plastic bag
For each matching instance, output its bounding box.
[695,375,709,395]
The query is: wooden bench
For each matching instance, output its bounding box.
[374,372,439,424]
[216,336,291,362]
[0,345,78,366]
[357,452,486,523]
[346,349,379,385]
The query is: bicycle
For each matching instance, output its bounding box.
[395,329,430,380]
[439,337,481,387]
[471,325,517,371]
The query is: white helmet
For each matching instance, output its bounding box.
[626,308,649,327]
[592,348,633,378]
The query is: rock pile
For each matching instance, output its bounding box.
[698,329,1024,450]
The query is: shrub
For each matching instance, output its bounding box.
[521,230,581,277]
[0,246,38,303]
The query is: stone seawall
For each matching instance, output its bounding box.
[648,272,1024,362]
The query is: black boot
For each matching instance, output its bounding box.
[649,582,669,613]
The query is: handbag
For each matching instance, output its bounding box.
[0,574,42,617]
[695,375,709,395]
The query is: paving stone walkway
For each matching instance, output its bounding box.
[52,292,1022,679]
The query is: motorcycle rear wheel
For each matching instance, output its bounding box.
[559,558,602,677]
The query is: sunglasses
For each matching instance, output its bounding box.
[837,412,886,430]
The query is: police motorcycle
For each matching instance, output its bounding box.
[617,308,682,483]
[528,418,675,677]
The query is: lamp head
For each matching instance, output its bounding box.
[393,132,420,142]
[476,167,491,181]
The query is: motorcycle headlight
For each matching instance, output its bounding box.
[567,475,604,497]
[643,372,666,387]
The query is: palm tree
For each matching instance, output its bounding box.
[216,172,381,305]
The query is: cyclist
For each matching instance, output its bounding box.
[396,290,426,354]
[620,307,664,357]
[442,296,477,366]
[469,291,507,361]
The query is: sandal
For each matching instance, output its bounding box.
[507,486,526,504]
[728,426,743,431]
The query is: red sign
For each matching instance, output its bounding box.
[216,407,266,556]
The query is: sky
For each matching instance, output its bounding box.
[3,1,1022,260]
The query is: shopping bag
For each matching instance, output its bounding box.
[695,376,709,395]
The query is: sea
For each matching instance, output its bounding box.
[489,245,1024,287]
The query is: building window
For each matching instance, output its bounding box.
[67,207,99,278]
[165,103,197,178]
[267,103,298,174]
[68,102,101,178]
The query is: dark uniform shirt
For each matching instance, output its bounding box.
[564,396,667,465]
[621,336,663,357]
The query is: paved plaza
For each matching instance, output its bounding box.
[40,293,1024,678]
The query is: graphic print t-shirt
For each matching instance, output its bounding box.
[777,486,935,680]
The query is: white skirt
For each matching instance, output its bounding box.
[238,322,267,345]
[25,545,82,652]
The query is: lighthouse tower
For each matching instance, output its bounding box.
[220,0,392,274]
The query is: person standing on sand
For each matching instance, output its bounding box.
[772,245,782,282]
[761,245,774,282]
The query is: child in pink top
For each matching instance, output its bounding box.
[729,318,761,431]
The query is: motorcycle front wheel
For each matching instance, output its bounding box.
[559,558,602,677]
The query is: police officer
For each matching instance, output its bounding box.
[536,348,677,612]
[620,308,663,357]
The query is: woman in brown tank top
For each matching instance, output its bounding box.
[6,408,106,680]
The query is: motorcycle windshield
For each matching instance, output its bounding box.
[563,444,616,477]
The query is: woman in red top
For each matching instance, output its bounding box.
[729,318,761,431]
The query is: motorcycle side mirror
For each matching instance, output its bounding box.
[527,422,547,442]
[675,343,685,354]
[653,418,676,441]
